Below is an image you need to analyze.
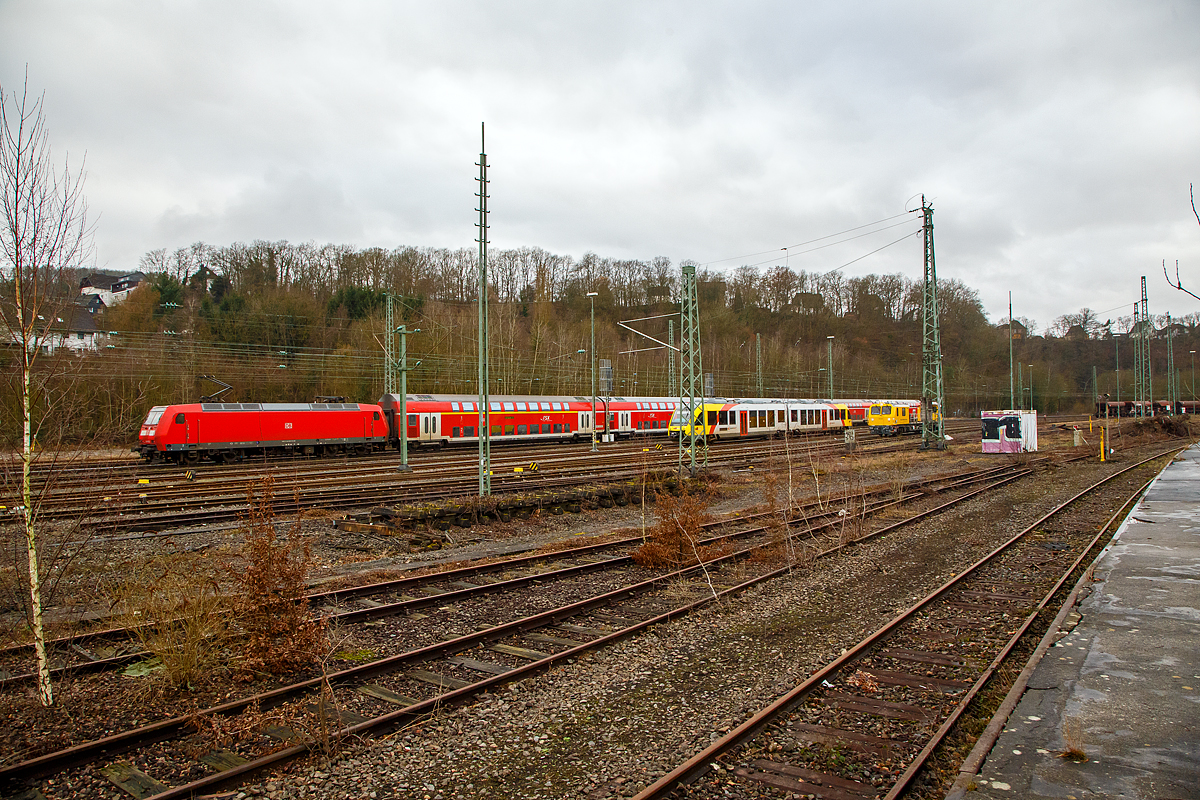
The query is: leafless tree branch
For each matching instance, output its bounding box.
[1163,185,1200,302]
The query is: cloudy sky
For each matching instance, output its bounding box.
[2,1,1198,330]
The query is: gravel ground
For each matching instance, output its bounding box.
[0,421,1182,800]
[222,435,1184,800]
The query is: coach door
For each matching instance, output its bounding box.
[419,413,438,442]
[740,410,748,436]
[620,411,630,431]
[821,409,828,430]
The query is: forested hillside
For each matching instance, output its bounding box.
[6,239,1199,445]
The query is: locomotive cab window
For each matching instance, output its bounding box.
[373,411,381,420]
[174,413,185,424]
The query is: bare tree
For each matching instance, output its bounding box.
[1,75,92,706]
[1164,183,1200,301]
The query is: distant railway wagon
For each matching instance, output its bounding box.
[867,400,938,436]
[1094,400,1198,418]
[668,398,848,440]
[136,402,388,463]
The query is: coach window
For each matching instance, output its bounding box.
[564,422,572,433]
[768,410,776,427]
[464,425,475,437]
[748,412,757,428]
[451,402,460,411]
[516,402,527,411]
[491,425,501,436]
[504,424,515,435]
[408,414,417,426]
[718,410,728,425]
[552,402,562,411]
[707,410,718,425]
[503,402,515,412]
[491,402,502,412]
[517,424,528,435]
[453,427,461,438]
[553,423,563,433]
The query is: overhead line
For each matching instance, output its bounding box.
[701,211,913,268]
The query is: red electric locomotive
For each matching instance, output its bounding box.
[135,401,388,463]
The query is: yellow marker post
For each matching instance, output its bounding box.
[1100,426,1105,462]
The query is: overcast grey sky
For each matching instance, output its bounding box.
[3,1,1198,330]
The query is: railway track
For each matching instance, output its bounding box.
[628,448,1179,800]
[12,424,984,531]
[0,459,1022,685]
[0,455,1039,799]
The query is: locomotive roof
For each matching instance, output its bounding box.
[196,402,365,411]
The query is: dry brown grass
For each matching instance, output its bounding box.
[1057,717,1088,762]
[109,554,232,689]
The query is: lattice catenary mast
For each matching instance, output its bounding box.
[679,264,704,474]
[919,196,946,449]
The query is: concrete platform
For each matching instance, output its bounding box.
[955,444,1200,800]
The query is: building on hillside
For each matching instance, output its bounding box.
[0,303,107,355]
[80,271,145,309]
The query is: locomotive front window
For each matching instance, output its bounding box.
[882,405,893,414]
[142,407,167,427]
